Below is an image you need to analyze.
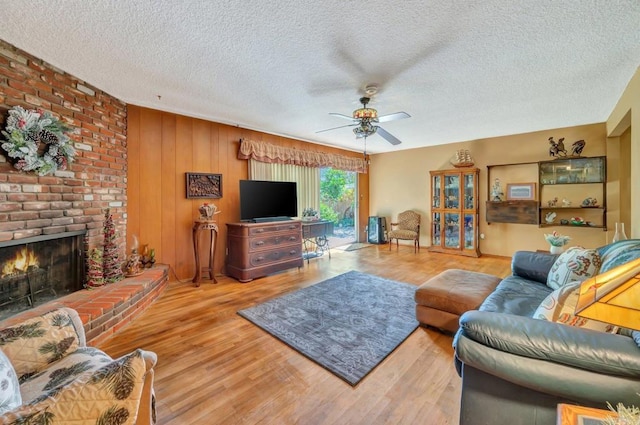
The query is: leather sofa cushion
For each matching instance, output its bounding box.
[479,276,552,317]
[511,251,558,284]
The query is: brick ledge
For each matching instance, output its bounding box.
[0,265,169,346]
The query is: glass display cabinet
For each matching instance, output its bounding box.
[538,156,606,230]
[429,168,480,257]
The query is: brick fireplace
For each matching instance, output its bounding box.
[0,41,168,344]
[0,39,127,250]
[0,231,85,321]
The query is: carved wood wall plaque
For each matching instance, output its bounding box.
[186,173,222,199]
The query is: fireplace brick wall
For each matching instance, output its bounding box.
[0,39,127,252]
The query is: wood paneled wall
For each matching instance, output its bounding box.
[127,105,369,280]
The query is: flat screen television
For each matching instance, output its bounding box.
[239,180,298,222]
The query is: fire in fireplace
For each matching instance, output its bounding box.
[0,231,86,321]
[2,247,39,277]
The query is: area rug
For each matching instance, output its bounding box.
[237,271,418,385]
[344,242,375,251]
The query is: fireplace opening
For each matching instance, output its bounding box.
[0,231,86,321]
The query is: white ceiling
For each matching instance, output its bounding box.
[1,1,639,154]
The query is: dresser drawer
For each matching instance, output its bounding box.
[249,222,301,236]
[249,232,302,251]
[249,245,303,267]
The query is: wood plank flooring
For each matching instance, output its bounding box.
[99,244,512,425]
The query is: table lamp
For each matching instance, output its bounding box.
[575,257,640,331]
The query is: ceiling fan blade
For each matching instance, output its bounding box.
[329,112,356,121]
[377,112,411,123]
[316,123,358,134]
[376,126,402,145]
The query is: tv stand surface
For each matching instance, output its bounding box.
[225,221,303,282]
[251,216,292,223]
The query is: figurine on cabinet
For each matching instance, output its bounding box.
[545,212,557,224]
[491,178,504,202]
[547,197,558,207]
[570,140,586,157]
[548,137,567,157]
[562,198,572,207]
[581,197,598,207]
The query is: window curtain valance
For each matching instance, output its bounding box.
[238,139,367,173]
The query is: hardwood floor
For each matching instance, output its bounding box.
[99,245,512,425]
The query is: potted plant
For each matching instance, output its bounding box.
[544,231,571,254]
[302,208,319,222]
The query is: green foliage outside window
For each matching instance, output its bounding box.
[320,168,355,227]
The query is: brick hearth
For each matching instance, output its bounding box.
[0,265,168,346]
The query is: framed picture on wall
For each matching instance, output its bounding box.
[506,183,536,201]
[186,173,222,199]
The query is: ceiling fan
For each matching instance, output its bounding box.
[316,93,410,146]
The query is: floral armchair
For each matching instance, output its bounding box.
[388,210,421,252]
[0,308,156,425]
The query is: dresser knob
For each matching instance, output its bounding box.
[256,241,264,246]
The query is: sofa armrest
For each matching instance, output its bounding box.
[511,251,558,284]
[455,311,640,405]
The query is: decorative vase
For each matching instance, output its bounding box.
[612,222,628,243]
[549,245,563,255]
[198,203,217,221]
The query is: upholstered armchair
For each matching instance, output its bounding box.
[388,210,421,252]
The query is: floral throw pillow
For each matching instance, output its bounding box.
[533,281,581,321]
[547,247,602,290]
[0,349,21,414]
[533,281,618,333]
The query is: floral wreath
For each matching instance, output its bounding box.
[1,106,76,176]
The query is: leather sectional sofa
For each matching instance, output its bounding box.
[453,239,640,425]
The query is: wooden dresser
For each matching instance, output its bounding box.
[225,221,303,282]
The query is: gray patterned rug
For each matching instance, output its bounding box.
[237,270,418,385]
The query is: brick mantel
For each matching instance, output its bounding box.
[0,39,127,252]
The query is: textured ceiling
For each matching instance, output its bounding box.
[0,1,639,154]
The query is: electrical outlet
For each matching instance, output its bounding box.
[480,233,485,240]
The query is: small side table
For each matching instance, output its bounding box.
[192,220,218,286]
[302,220,332,264]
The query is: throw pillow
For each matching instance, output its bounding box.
[533,281,581,321]
[0,349,21,414]
[598,240,640,273]
[0,349,149,425]
[0,309,81,380]
[547,247,602,290]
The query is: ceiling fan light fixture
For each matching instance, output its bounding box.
[353,124,377,138]
[353,107,378,120]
